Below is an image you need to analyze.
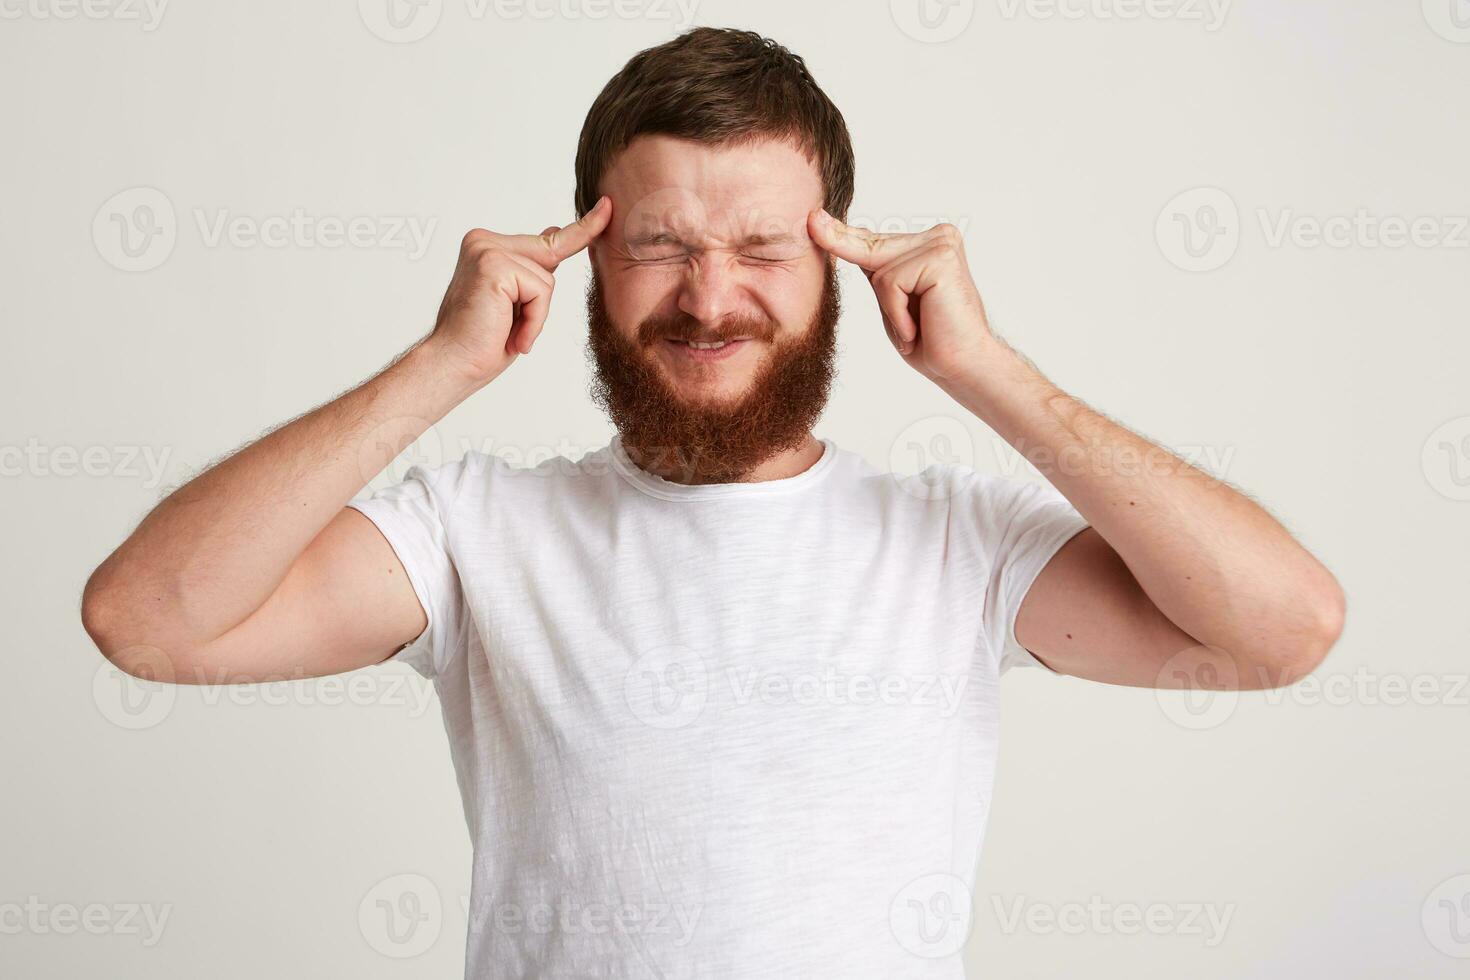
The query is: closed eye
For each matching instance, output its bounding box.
[628,254,688,265]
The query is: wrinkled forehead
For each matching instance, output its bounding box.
[599,134,824,249]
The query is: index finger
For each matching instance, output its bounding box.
[535,195,613,268]
[807,208,918,272]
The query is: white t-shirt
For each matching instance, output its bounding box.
[347,434,1089,979]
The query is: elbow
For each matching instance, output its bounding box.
[1298,577,1347,676]
[81,566,121,660]
[81,566,184,683]
[1247,577,1347,690]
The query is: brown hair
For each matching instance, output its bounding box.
[573,27,855,222]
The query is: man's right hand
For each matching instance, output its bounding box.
[80,198,612,684]
[428,195,612,385]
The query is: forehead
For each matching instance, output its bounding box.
[600,134,823,246]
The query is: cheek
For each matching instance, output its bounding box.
[598,270,666,330]
[748,263,825,328]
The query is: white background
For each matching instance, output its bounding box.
[2,0,1468,976]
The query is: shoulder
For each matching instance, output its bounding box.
[408,442,618,512]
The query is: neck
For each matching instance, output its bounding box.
[623,432,824,485]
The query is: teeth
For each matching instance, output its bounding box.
[686,341,729,350]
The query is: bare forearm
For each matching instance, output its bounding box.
[939,334,1345,671]
[85,339,480,652]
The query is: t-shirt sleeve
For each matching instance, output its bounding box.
[345,461,465,679]
[965,472,1091,675]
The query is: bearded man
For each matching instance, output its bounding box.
[82,26,1345,979]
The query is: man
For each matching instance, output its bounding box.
[81,26,1345,979]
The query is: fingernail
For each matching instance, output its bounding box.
[816,207,832,223]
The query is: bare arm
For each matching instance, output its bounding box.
[808,211,1345,690]
[81,197,613,683]
[950,336,1346,690]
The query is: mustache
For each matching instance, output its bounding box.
[636,314,779,347]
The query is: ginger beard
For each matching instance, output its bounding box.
[586,261,841,484]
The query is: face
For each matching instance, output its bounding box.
[586,134,841,482]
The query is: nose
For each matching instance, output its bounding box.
[675,251,746,327]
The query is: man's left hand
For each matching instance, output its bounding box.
[808,209,994,383]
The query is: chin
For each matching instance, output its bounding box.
[664,374,755,409]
